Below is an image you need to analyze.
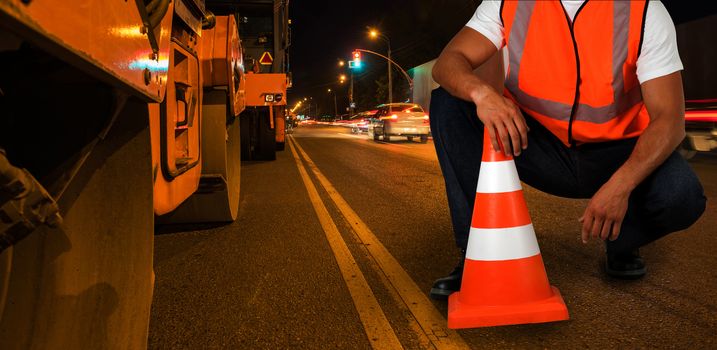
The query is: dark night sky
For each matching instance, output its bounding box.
[288,0,481,113]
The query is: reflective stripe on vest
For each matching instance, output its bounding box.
[505,1,643,125]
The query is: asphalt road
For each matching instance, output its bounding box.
[149,124,717,349]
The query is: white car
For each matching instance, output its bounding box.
[680,99,717,159]
[368,103,430,143]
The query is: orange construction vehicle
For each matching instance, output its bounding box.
[0,0,289,348]
[211,0,291,160]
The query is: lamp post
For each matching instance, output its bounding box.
[339,73,354,115]
[327,88,338,119]
[369,29,392,105]
[350,72,354,115]
[338,60,350,116]
[303,97,314,118]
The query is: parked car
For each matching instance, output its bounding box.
[680,99,717,159]
[367,103,430,143]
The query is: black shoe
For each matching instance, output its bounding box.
[430,263,464,300]
[605,249,646,279]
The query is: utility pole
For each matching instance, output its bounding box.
[387,42,392,105]
[350,71,355,115]
[328,89,338,118]
[369,29,392,105]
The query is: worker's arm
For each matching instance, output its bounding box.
[580,72,686,243]
[432,28,528,156]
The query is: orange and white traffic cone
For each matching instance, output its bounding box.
[447,129,569,328]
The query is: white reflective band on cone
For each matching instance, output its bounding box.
[465,224,541,261]
[476,160,522,194]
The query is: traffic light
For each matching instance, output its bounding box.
[350,50,362,69]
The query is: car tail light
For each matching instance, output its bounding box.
[423,115,429,124]
[685,110,717,122]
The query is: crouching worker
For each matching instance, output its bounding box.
[428,0,706,300]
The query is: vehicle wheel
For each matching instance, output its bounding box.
[407,136,414,142]
[384,133,391,142]
[420,134,428,143]
[0,99,155,349]
[159,90,242,223]
[240,107,276,161]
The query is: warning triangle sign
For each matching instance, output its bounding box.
[259,51,273,65]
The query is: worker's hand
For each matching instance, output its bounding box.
[470,87,529,156]
[579,180,631,243]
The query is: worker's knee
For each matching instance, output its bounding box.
[656,182,706,233]
[429,87,479,132]
[645,154,706,233]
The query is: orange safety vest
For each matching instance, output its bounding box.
[501,0,650,146]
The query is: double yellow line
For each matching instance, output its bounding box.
[288,137,469,350]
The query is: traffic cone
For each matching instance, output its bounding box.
[447,129,569,328]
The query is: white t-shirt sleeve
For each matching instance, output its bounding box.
[636,1,683,84]
[465,0,505,50]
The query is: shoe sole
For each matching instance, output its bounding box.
[429,288,455,300]
[605,261,647,280]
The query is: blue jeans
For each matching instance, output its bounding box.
[429,87,707,254]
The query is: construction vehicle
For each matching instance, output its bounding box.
[0,0,289,348]
[211,0,291,159]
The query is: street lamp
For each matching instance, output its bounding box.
[290,100,302,114]
[340,72,354,115]
[369,28,392,105]
[300,97,314,117]
[327,88,338,119]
